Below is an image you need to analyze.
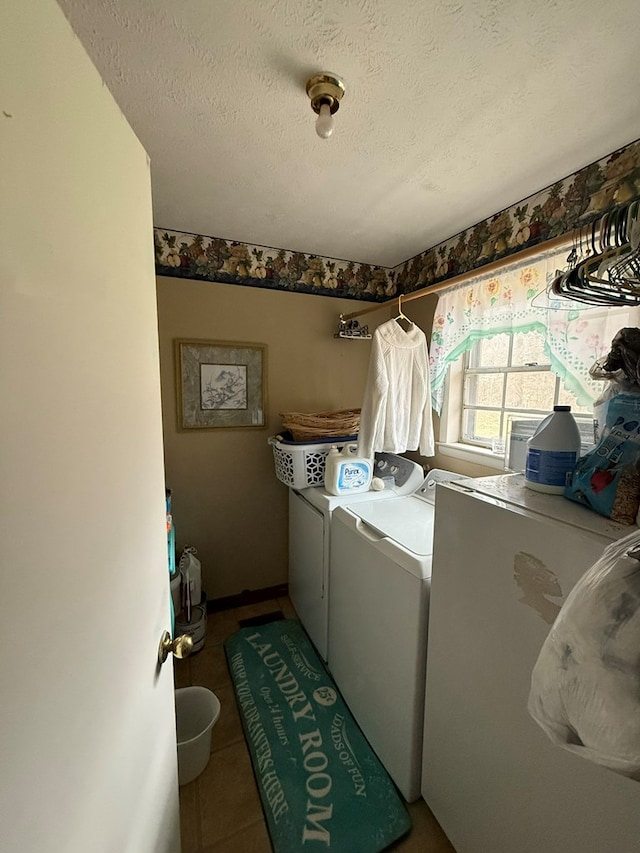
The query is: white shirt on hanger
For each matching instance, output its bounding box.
[357,318,435,459]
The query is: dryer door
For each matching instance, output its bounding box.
[328,506,430,801]
[288,490,328,660]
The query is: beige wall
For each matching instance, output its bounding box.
[157,278,497,600]
[157,276,377,599]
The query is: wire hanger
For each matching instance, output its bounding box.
[394,294,413,327]
[550,198,640,306]
[530,243,584,310]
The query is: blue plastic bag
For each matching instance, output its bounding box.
[565,394,640,524]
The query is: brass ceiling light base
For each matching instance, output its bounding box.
[305,73,346,115]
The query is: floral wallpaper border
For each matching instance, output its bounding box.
[154,231,396,301]
[154,137,640,302]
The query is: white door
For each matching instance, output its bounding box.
[1,3,180,852]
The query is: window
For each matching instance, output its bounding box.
[461,331,593,452]
[430,244,640,468]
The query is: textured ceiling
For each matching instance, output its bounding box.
[58,0,640,268]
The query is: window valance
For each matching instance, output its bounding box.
[430,246,640,414]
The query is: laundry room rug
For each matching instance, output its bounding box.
[224,618,411,853]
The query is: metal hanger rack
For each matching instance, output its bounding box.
[336,196,640,329]
[551,199,640,306]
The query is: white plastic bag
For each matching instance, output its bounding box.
[528,527,640,780]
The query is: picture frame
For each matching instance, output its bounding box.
[175,339,267,430]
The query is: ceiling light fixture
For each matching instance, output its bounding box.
[305,73,345,140]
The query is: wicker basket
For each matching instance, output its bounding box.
[280,409,360,442]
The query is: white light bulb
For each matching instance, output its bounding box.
[315,102,334,139]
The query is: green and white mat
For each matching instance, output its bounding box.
[224,618,411,853]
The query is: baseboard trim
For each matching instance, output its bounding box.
[207,583,289,614]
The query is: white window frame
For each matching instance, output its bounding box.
[437,356,508,469]
[461,335,583,445]
[437,334,593,469]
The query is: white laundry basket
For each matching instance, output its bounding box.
[175,686,221,785]
[268,434,357,488]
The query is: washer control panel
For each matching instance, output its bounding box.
[373,452,425,495]
[415,468,466,503]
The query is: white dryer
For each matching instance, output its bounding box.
[327,469,463,802]
[288,453,424,661]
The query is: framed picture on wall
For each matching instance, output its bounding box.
[175,339,267,430]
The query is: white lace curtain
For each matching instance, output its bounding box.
[429,245,640,414]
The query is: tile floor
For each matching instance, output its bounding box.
[175,596,456,853]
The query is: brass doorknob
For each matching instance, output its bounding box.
[158,631,194,665]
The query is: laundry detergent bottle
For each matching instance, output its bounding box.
[324,444,373,495]
[525,405,581,494]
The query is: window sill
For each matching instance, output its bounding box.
[437,442,508,471]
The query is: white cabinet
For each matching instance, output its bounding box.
[423,479,640,853]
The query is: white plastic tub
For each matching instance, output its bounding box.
[175,686,221,785]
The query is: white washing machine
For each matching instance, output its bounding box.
[288,453,424,661]
[327,469,464,802]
